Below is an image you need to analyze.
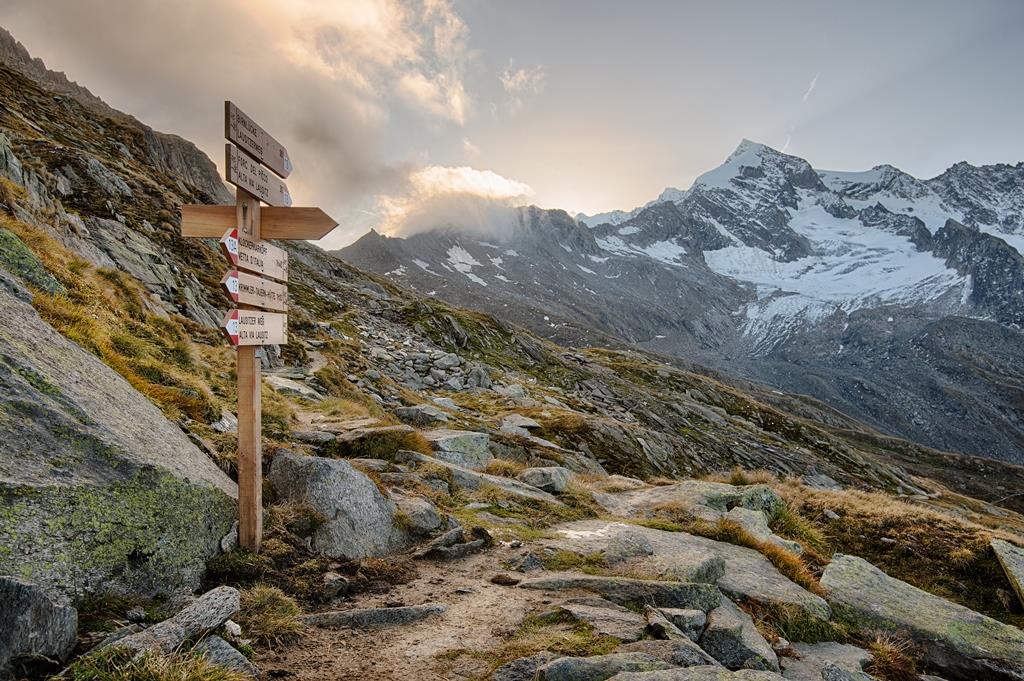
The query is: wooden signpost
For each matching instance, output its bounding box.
[180,102,337,552]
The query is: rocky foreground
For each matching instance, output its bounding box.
[8,436,1024,681]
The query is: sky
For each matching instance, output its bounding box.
[3,0,1023,248]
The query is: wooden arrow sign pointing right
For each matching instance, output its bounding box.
[226,143,292,207]
[183,206,337,240]
[226,101,292,179]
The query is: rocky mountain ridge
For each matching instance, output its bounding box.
[338,141,1024,463]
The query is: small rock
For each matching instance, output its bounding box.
[699,598,779,672]
[491,574,521,586]
[559,597,648,642]
[519,576,721,612]
[494,652,562,681]
[211,411,238,433]
[605,530,655,565]
[537,652,673,680]
[616,638,718,668]
[322,572,351,599]
[645,605,687,640]
[393,494,443,536]
[434,352,461,369]
[422,429,493,469]
[658,608,706,642]
[395,404,450,427]
[193,635,258,677]
[126,606,147,623]
[113,586,240,655]
[823,509,840,521]
[293,430,336,445]
[223,620,243,640]
[302,604,445,629]
[516,466,573,493]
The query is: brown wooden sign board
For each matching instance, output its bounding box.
[222,308,288,346]
[225,101,293,179]
[219,228,289,282]
[222,269,288,311]
[179,102,339,554]
[226,143,292,207]
[181,205,337,240]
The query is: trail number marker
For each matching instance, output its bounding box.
[180,102,337,552]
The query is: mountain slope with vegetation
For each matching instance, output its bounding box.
[2,27,1024,681]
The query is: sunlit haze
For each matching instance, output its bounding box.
[5,0,1023,248]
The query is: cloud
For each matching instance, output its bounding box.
[802,72,820,102]
[378,165,533,237]
[1,0,479,245]
[500,61,546,113]
[461,137,481,155]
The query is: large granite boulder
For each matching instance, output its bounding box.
[0,577,77,678]
[822,554,1024,681]
[0,280,236,602]
[270,451,412,559]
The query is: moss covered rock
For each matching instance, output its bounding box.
[0,279,236,603]
[822,554,1024,681]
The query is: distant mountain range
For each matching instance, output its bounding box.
[338,140,1024,463]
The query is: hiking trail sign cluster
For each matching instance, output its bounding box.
[180,102,337,552]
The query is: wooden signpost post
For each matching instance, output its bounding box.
[180,102,337,552]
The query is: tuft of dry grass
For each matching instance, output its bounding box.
[866,632,920,681]
[236,585,304,648]
[60,648,251,681]
[359,556,419,586]
[438,610,619,679]
[706,467,778,486]
[328,427,432,460]
[484,459,527,478]
[778,481,1024,626]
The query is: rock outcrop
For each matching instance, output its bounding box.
[0,278,236,601]
[269,450,414,559]
[822,554,1024,681]
[0,577,77,678]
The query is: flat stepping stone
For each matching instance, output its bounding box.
[617,639,719,668]
[519,575,721,611]
[302,604,445,629]
[780,642,872,681]
[537,652,674,680]
[558,597,648,642]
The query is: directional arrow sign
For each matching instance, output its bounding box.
[223,309,288,346]
[226,143,292,207]
[219,229,289,282]
[222,269,288,311]
[182,205,338,240]
[225,101,293,179]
